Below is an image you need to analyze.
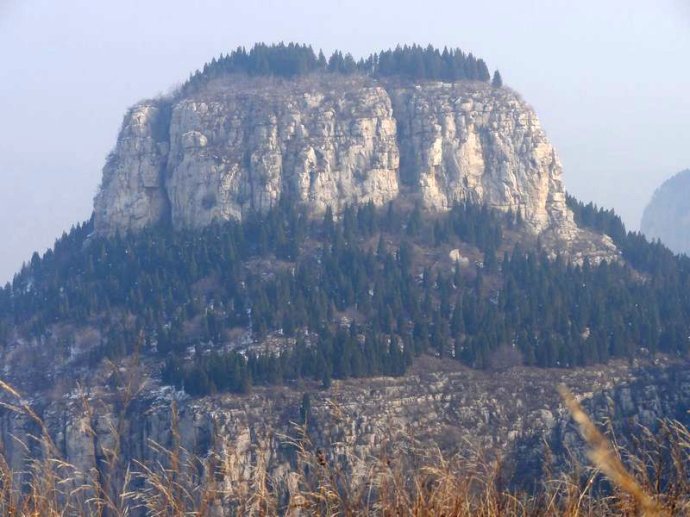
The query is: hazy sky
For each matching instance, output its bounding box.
[1,0,689,283]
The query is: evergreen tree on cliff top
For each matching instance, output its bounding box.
[182,43,495,95]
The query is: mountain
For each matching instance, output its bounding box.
[0,44,689,510]
[641,169,690,255]
[93,48,612,264]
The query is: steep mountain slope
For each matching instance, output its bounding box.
[641,169,690,255]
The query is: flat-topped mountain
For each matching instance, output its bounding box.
[2,45,690,512]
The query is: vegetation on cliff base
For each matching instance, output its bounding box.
[180,42,496,95]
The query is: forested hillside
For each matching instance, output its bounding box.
[1,197,688,396]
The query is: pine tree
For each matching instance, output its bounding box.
[492,70,503,88]
[317,50,327,69]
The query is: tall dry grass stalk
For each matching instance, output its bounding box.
[557,384,687,517]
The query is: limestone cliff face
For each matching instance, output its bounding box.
[165,79,399,228]
[94,77,400,232]
[390,84,572,233]
[93,75,580,241]
[93,104,171,234]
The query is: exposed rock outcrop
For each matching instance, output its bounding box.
[641,169,690,255]
[165,78,399,228]
[389,83,572,234]
[1,357,687,497]
[93,103,171,234]
[93,75,593,251]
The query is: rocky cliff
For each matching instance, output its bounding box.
[1,356,687,500]
[641,169,690,255]
[94,75,581,242]
[389,83,571,233]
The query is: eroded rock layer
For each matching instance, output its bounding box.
[1,358,687,496]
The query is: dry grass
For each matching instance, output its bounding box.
[0,381,686,516]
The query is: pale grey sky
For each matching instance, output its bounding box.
[1,0,689,283]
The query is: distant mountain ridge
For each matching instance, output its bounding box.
[641,169,690,255]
